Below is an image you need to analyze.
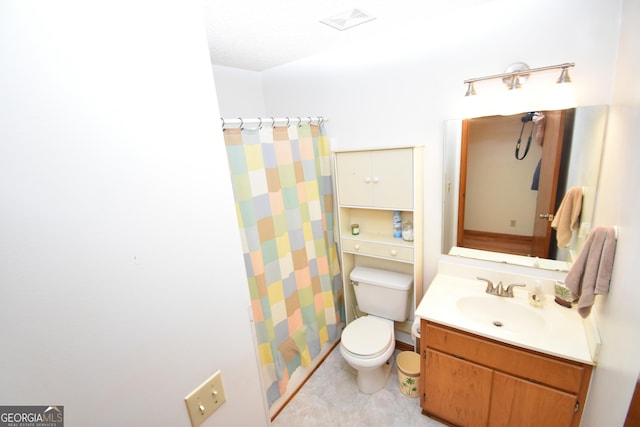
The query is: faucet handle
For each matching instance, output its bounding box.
[505,283,527,297]
[477,277,495,294]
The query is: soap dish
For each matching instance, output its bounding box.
[554,282,573,308]
[555,296,572,308]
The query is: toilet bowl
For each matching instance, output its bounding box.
[340,266,413,393]
[340,315,396,393]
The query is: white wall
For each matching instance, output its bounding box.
[212,65,267,117]
[580,0,640,424]
[212,0,640,423]
[259,0,621,285]
[0,2,268,426]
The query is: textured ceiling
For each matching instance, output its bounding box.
[203,0,493,71]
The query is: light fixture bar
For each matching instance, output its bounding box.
[464,62,575,84]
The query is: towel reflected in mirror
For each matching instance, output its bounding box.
[552,187,584,247]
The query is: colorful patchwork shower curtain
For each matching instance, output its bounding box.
[223,124,343,407]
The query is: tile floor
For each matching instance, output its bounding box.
[271,345,446,427]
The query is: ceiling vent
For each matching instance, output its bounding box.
[320,9,376,31]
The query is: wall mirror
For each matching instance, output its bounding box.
[442,105,608,271]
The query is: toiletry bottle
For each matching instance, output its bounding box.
[528,280,544,307]
[393,211,402,238]
[402,221,414,241]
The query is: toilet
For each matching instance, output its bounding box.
[340,266,413,394]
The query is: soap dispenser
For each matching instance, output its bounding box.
[528,280,544,307]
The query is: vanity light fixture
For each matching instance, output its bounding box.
[463,62,576,116]
[556,65,572,84]
[464,62,575,96]
[501,62,530,91]
[464,82,477,97]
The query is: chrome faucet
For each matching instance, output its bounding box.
[477,277,497,294]
[503,282,526,297]
[477,277,526,298]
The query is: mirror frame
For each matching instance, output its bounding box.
[442,105,609,271]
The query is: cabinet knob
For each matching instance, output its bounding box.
[372,176,379,183]
[390,249,397,256]
[354,244,360,251]
[364,176,371,183]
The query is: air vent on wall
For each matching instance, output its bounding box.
[320,9,376,31]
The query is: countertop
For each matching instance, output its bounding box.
[415,273,595,365]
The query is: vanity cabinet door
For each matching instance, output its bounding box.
[424,349,492,427]
[335,149,413,209]
[420,321,591,427]
[489,372,576,427]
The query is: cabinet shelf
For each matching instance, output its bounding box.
[339,207,414,241]
[343,233,414,247]
[334,146,423,330]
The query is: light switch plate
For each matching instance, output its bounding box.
[184,370,226,427]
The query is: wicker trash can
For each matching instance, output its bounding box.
[396,351,420,398]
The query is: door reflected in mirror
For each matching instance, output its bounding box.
[442,105,608,270]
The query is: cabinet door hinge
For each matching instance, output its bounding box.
[422,349,426,359]
[574,401,580,413]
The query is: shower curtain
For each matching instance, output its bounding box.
[223,123,343,407]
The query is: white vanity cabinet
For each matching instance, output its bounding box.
[334,146,423,333]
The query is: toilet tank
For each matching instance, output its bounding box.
[350,266,413,322]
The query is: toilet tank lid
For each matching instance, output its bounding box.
[350,267,413,290]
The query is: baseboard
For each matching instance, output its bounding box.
[270,339,340,421]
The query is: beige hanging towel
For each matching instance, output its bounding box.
[564,226,617,318]
[551,187,583,247]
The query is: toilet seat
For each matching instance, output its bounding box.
[341,316,393,359]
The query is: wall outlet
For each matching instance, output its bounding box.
[184,370,226,427]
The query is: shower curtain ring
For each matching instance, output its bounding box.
[238,117,244,129]
[221,117,225,128]
[270,117,275,127]
[307,116,312,125]
[297,116,302,126]
[286,117,290,127]
[258,117,263,129]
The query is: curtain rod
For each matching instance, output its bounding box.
[221,116,327,129]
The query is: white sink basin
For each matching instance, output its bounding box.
[415,271,595,364]
[456,296,546,334]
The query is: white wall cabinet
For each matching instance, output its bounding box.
[335,149,414,209]
[334,146,423,342]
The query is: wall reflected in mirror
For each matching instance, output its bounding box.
[442,105,608,271]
